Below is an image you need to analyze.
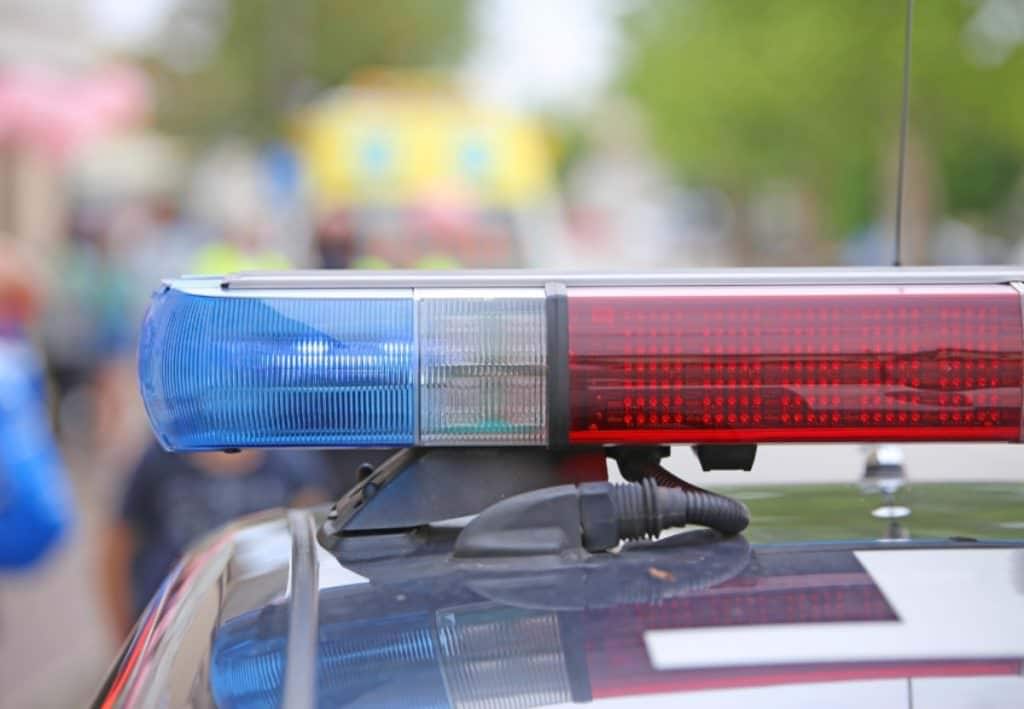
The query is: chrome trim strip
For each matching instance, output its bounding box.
[219,266,1024,290]
[414,286,548,299]
[168,277,413,298]
[282,510,319,709]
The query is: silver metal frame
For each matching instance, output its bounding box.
[282,510,319,709]
[212,266,1024,291]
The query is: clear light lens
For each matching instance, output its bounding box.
[139,288,417,449]
[418,290,547,445]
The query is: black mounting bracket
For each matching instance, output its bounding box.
[321,442,756,545]
[692,444,757,471]
[321,447,606,538]
[608,443,757,481]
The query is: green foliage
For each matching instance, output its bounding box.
[153,0,471,141]
[623,0,1024,237]
[542,115,592,182]
[728,483,1024,544]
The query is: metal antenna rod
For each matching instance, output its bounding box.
[893,0,914,267]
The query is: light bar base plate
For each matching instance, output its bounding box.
[320,448,607,540]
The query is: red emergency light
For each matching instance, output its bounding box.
[568,284,1023,443]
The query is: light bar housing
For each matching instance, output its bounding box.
[139,269,1024,450]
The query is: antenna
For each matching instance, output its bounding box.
[893,0,914,267]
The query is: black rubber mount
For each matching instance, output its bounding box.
[692,444,758,471]
[452,477,750,558]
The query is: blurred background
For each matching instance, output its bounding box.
[1,0,1024,705]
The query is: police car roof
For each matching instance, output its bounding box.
[96,482,1024,707]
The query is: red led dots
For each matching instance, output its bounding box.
[568,285,1023,443]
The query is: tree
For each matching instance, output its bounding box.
[622,0,1024,254]
[150,0,471,141]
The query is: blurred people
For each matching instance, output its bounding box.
[41,202,153,477]
[103,444,336,637]
[44,207,134,391]
[191,225,291,274]
[189,142,295,275]
[0,242,73,569]
[315,210,357,269]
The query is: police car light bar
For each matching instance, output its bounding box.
[139,268,1024,451]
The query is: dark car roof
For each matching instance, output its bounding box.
[95,482,1024,708]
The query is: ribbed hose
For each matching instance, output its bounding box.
[610,477,750,539]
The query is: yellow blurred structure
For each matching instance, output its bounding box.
[294,86,554,212]
[291,76,560,269]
